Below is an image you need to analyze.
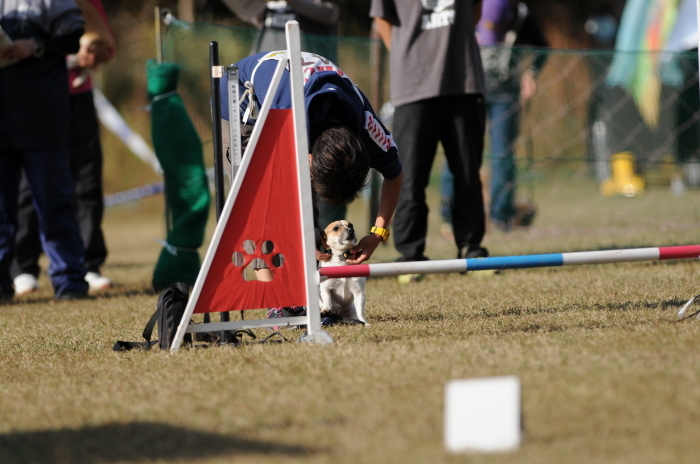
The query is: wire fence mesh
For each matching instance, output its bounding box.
[162,19,700,243]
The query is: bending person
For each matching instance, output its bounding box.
[219,50,403,266]
[251,1,344,227]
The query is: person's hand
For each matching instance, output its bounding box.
[316,249,331,262]
[76,41,112,68]
[345,234,383,265]
[520,70,537,101]
[0,39,36,61]
[316,228,330,262]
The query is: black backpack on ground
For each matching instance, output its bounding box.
[113,282,191,351]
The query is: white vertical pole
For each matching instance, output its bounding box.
[285,21,333,344]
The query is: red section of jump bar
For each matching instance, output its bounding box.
[659,245,700,260]
[319,264,371,278]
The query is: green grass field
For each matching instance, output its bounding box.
[2,177,700,464]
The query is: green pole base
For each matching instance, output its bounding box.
[152,247,201,293]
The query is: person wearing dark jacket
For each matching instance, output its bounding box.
[0,0,87,300]
[10,0,116,296]
[253,0,340,57]
[220,50,403,266]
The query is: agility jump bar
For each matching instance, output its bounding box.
[319,245,700,279]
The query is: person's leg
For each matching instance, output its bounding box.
[10,170,42,280]
[488,100,519,229]
[440,162,454,224]
[22,148,88,298]
[70,91,108,274]
[676,52,700,170]
[0,149,22,298]
[440,94,487,254]
[392,99,440,261]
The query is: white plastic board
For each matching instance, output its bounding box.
[444,376,521,453]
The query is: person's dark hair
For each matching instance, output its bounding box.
[310,125,370,206]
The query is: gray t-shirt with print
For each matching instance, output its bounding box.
[370,0,485,107]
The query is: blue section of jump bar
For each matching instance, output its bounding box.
[466,253,565,271]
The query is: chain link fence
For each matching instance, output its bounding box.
[162,19,700,237]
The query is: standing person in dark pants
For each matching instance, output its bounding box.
[11,0,115,295]
[0,0,87,300]
[371,0,488,282]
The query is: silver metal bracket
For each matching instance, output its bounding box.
[297,329,335,345]
[227,65,242,180]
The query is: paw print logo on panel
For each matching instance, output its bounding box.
[232,239,285,281]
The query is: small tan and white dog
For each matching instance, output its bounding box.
[319,220,368,325]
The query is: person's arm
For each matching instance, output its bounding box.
[75,39,112,68]
[0,29,82,61]
[287,0,340,25]
[515,12,548,101]
[74,0,116,68]
[374,17,393,51]
[346,171,403,265]
[0,39,37,61]
[473,0,483,25]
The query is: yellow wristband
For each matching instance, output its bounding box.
[370,226,390,243]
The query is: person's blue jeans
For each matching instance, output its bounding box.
[488,100,520,225]
[12,90,108,278]
[441,100,519,227]
[0,148,87,297]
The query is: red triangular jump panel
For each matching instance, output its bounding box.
[194,109,307,313]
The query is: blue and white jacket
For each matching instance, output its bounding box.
[220,51,402,180]
[0,0,84,150]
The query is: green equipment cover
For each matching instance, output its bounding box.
[147,60,210,291]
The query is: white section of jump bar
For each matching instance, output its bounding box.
[561,248,660,265]
[369,259,468,276]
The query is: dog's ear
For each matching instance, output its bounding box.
[316,228,329,250]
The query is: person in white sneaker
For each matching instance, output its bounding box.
[10,0,115,295]
[0,0,90,301]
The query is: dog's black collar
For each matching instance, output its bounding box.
[321,248,359,262]
[320,247,347,262]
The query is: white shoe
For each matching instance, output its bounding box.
[13,274,38,296]
[85,272,113,291]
